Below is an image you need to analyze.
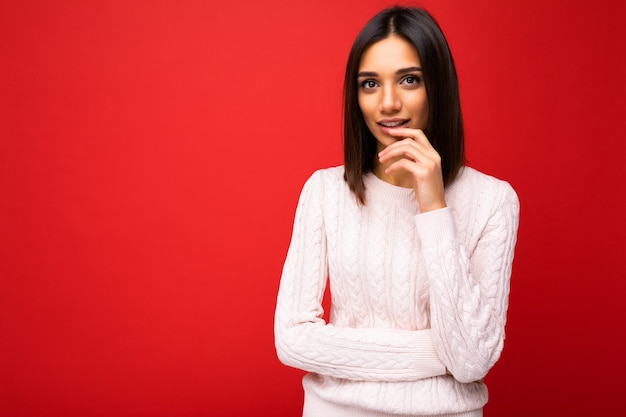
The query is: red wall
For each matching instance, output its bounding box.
[1,1,625,415]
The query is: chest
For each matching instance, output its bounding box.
[324,201,430,327]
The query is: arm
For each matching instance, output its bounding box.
[274,170,447,382]
[416,183,520,383]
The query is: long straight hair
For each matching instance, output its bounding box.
[343,6,465,205]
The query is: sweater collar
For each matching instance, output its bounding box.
[363,172,417,206]
[362,166,469,207]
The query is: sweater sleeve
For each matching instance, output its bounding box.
[274,170,447,382]
[415,181,520,383]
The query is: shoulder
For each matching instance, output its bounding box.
[301,165,345,192]
[307,165,345,182]
[446,166,520,222]
[297,165,346,201]
[450,166,518,204]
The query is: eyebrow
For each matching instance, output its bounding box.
[357,66,422,77]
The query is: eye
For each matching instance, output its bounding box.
[359,79,379,90]
[401,75,422,87]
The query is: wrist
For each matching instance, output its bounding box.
[418,200,447,213]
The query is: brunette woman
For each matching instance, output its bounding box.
[275,6,520,416]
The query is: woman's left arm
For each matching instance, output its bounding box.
[415,183,520,383]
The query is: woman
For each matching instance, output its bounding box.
[274,6,520,417]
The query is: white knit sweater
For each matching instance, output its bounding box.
[274,165,520,416]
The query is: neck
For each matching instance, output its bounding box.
[373,157,414,188]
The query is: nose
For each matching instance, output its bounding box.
[380,85,401,114]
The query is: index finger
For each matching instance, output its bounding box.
[388,127,433,147]
[387,127,424,139]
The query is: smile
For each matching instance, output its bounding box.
[377,119,410,128]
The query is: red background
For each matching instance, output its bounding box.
[1,1,625,416]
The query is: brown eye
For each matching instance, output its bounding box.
[401,75,421,86]
[360,80,378,90]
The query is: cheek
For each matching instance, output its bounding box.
[408,94,429,118]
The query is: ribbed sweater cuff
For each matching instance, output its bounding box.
[410,329,447,378]
[414,207,457,246]
[304,390,483,417]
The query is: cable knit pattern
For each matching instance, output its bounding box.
[274,165,520,416]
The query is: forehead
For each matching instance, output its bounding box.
[359,35,421,71]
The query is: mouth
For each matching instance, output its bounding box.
[377,119,410,135]
[377,119,410,128]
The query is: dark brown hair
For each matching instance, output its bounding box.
[343,6,465,204]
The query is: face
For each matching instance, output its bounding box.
[357,35,429,151]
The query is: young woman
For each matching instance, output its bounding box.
[274,6,520,417]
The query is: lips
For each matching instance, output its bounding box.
[377,119,410,128]
[376,119,410,136]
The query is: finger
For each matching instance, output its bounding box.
[385,149,440,171]
[378,140,432,164]
[381,129,437,158]
[387,128,437,153]
[381,142,442,173]
[385,127,422,138]
[384,157,431,177]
